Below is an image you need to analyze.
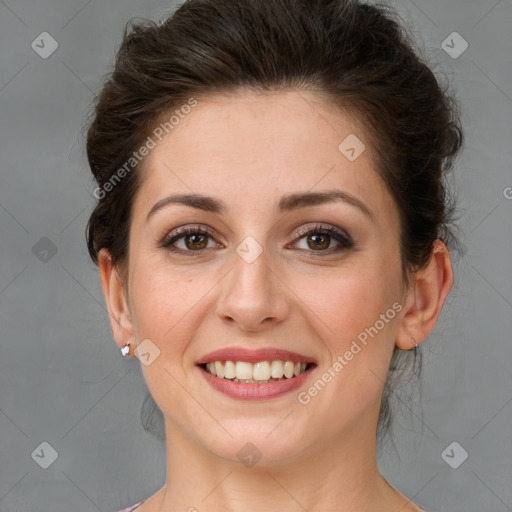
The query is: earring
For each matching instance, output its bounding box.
[121,342,131,357]
[411,338,418,350]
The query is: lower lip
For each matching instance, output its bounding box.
[198,365,314,400]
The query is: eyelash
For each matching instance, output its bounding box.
[160,223,354,257]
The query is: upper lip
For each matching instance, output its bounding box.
[196,347,317,365]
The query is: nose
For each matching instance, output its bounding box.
[215,245,290,332]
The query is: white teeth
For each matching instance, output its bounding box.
[214,361,225,378]
[224,360,236,379]
[203,360,309,382]
[235,361,253,380]
[253,361,271,381]
[207,362,217,376]
[270,360,284,379]
[283,361,294,379]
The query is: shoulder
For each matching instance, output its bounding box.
[116,501,144,512]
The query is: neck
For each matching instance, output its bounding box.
[153,418,411,512]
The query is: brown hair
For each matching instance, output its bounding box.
[85,0,463,443]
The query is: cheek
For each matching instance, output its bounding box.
[297,271,400,421]
[128,260,206,350]
[304,256,402,394]
[309,262,398,336]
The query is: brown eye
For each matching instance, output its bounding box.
[161,225,220,254]
[306,233,331,250]
[291,224,354,254]
[184,233,209,250]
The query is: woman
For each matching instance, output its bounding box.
[85,0,464,510]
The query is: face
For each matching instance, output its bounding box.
[121,90,409,465]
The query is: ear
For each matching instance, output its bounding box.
[395,240,454,349]
[98,248,134,350]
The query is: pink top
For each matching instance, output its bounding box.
[117,501,145,512]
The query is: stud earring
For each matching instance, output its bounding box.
[121,342,131,357]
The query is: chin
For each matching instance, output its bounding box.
[198,419,310,467]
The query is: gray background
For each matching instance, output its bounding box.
[0,0,511,511]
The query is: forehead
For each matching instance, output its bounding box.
[134,89,395,221]
[147,89,367,169]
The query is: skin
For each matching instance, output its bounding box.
[99,89,453,512]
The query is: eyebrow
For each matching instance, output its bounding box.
[145,189,375,222]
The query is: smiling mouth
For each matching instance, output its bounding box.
[199,360,316,384]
